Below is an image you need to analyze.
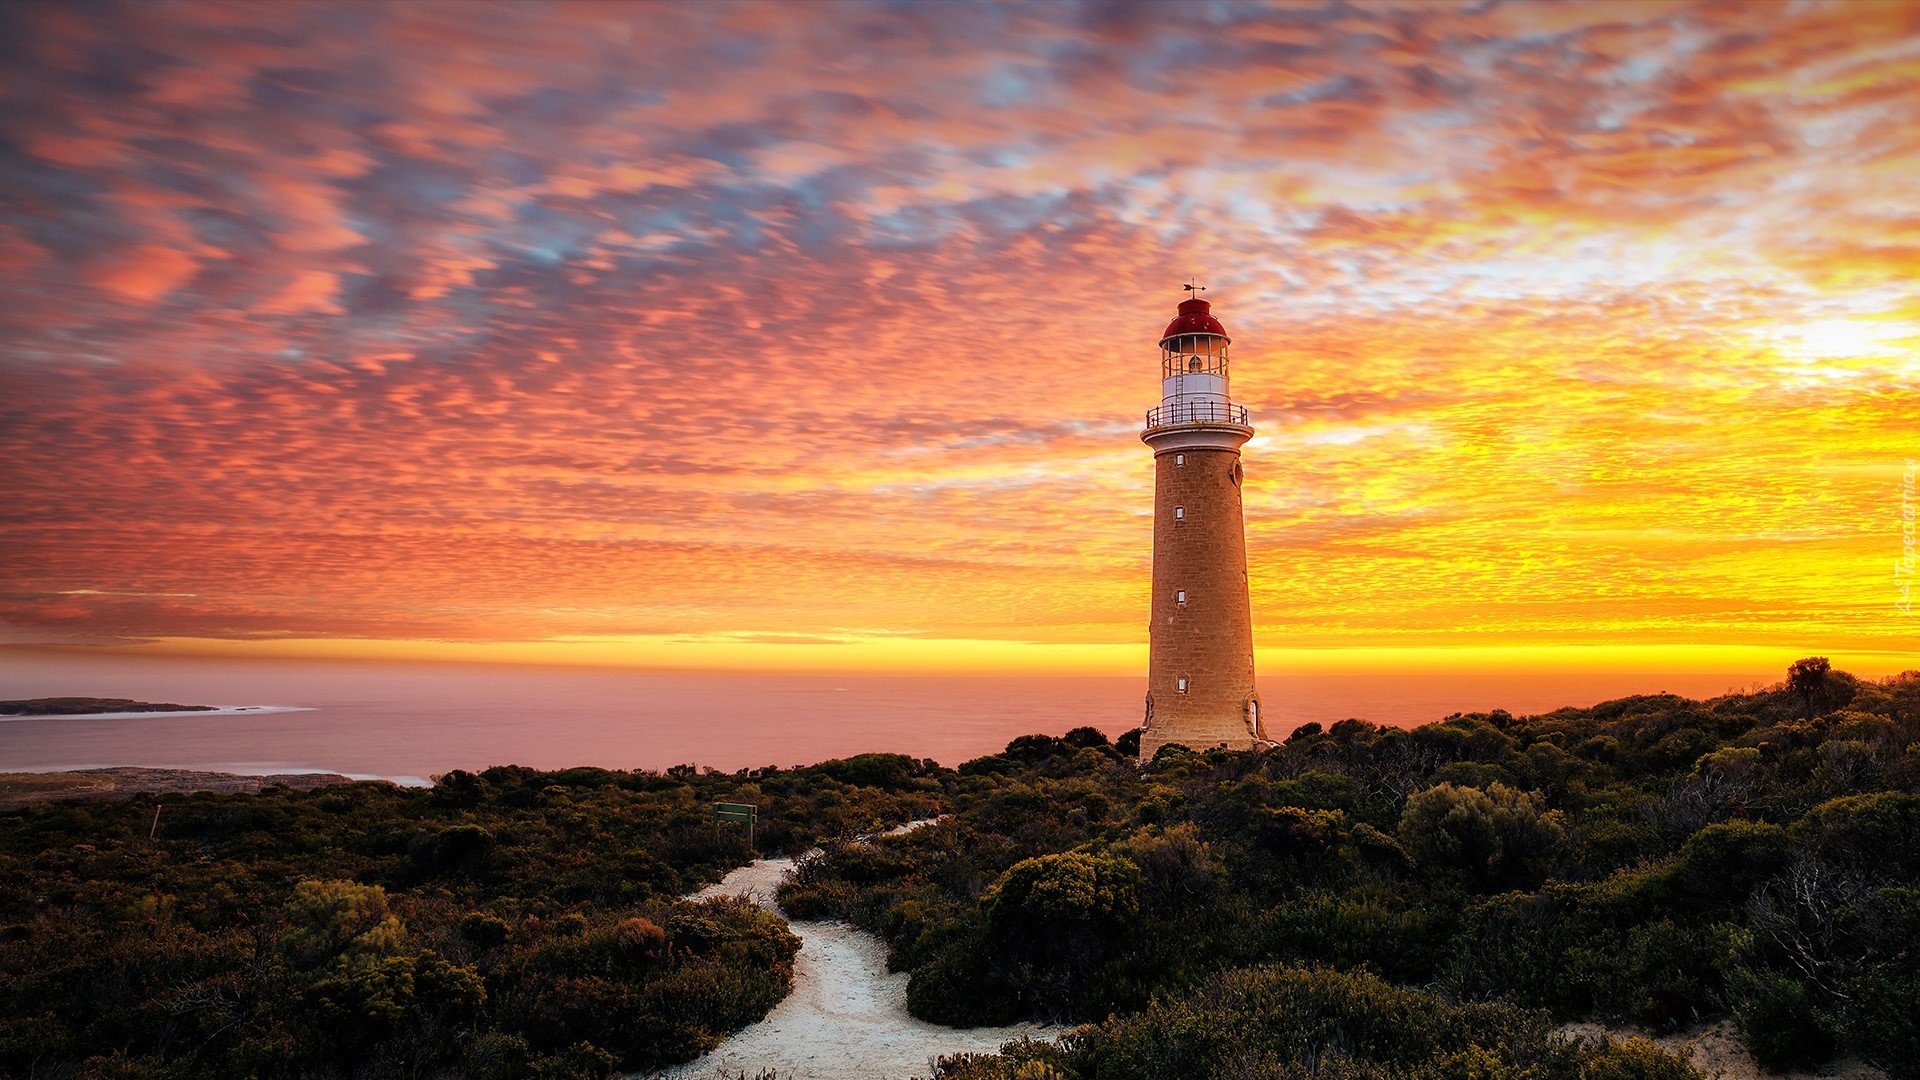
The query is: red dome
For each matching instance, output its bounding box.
[1160,297,1228,343]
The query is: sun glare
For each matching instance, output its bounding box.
[1776,317,1920,362]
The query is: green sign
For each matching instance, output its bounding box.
[713,802,759,849]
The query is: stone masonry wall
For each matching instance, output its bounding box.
[1140,445,1263,759]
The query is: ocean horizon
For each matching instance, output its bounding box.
[0,650,1780,782]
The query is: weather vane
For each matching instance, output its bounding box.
[1184,279,1206,296]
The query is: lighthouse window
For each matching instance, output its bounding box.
[1176,676,1189,693]
[1175,453,1184,466]
[1174,506,1185,520]
[1176,590,1187,604]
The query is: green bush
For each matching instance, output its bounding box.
[1669,821,1789,906]
[776,878,860,918]
[282,879,403,967]
[459,911,514,949]
[1731,968,1833,1071]
[1839,963,1920,1079]
[1399,783,1565,884]
[1580,1036,1705,1080]
[908,934,1022,1026]
[984,851,1139,930]
[306,951,486,1053]
[1044,966,1701,1080]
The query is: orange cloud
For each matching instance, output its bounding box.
[91,245,199,301]
[0,0,1915,672]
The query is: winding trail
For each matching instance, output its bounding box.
[652,825,1059,1080]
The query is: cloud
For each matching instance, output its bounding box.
[0,0,1914,659]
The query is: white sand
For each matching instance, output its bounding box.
[652,829,1060,1080]
[1561,1020,1889,1080]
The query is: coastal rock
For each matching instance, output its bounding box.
[0,767,357,810]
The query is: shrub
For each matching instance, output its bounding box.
[1793,791,1920,878]
[1399,783,1565,885]
[305,951,486,1057]
[415,823,498,877]
[809,752,930,791]
[1118,824,1217,911]
[806,840,914,886]
[1062,726,1111,749]
[1644,727,1720,774]
[908,934,1021,1026]
[1731,968,1833,1071]
[1581,1036,1704,1080]
[1005,735,1067,762]
[1670,821,1790,907]
[1788,656,1832,717]
[1051,966,1702,1080]
[459,911,514,949]
[777,878,860,918]
[666,909,725,952]
[281,879,404,967]
[614,917,666,962]
[984,852,1139,930]
[430,768,488,809]
[1840,963,1920,1079]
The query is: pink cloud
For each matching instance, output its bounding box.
[0,0,1913,658]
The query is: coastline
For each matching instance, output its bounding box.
[0,766,363,810]
[0,705,315,722]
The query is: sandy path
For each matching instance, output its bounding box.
[653,832,1059,1080]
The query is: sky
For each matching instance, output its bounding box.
[1,0,1916,678]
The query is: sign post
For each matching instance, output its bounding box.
[713,802,758,850]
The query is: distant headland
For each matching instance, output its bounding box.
[0,697,216,716]
[0,767,355,810]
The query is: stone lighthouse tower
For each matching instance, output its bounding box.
[1138,289,1269,760]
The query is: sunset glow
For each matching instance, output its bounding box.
[3,1,1916,675]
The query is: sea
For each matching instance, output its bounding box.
[0,651,1771,785]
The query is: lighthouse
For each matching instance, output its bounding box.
[1138,289,1269,760]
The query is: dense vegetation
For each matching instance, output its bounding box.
[778,662,1920,1079]
[932,967,1700,1080]
[4,661,1914,1078]
[0,758,941,1078]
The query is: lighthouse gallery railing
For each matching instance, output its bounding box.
[1144,401,1250,431]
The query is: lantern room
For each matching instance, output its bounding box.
[1159,297,1232,409]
